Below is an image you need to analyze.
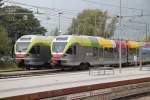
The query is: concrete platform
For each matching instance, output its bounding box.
[0,67,150,99]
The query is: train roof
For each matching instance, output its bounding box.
[127,41,143,48]
[15,35,55,53]
[55,35,143,49]
[17,35,54,43]
[55,35,116,48]
[144,42,150,47]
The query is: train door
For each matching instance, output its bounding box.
[103,48,115,65]
[98,48,103,65]
[39,45,50,65]
[91,47,99,65]
[28,45,43,65]
[128,48,138,65]
[121,48,127,65]
[64,44,78,66]
[140,46,150,64]
[77,46,91,65]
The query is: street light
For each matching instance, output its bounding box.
[58,12,63,34]
[119,0,122,73]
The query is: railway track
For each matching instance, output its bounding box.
[0,69,61,79]
[0,64,150,79]
[115,92,150,100]
[0,67,88,79]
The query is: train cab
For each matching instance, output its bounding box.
[15,35,54,69]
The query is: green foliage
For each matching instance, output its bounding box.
[0,6,47,44]
[0,61,18,72]
[51,27,60,36]
[68,9,117,38]
[145,36,150,42]
[0,25,10,54]
[0,0,3,8]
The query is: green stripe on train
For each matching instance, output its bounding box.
[63,35,102,53]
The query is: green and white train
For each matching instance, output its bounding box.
[14,35,150,70]
[14,35,55,69]
[50,35,150,69]
[51,35,118,69]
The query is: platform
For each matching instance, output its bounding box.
[0,67,150,99]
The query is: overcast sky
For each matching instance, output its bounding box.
[5,0,150,41]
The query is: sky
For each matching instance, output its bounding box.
[5,0,150,41]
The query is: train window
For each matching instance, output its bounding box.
[104,48,113,58]
[66,45,77,55]
[29,47,36,54]
[66,47,72,54]
[20,38,31,41]
[128,48,136,55]
[113,48,118,58]
[93,47,98,57]
[35,46,40,54]
[16,42,30,52]
[121,48,127,56]
[73,45,76,55]
[56,37,68,41]
[29,46,40,54]
[52,42,67,53]
[99,48,103,57]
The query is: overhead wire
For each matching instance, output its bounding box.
[82,0,150,16]
[3,0,150,37]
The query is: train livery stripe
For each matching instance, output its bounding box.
[80,36,92,46]
[127,41,142,48]
[98,38,114,48]
[115,40,127,48]
[62,35,147,54]
[144,42,150,47]
[88,37,100,47]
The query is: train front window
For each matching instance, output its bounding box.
[16,42,30,52]
[29,46,40,54]
[52,42,67,53]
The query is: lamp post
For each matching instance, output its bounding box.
[58,12,63,34]
[146,24,148,42]
[119,0,122,73]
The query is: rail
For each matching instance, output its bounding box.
[0,69,60,79]
[89,66,115,75]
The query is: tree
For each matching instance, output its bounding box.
[0,6,47,44]
[0,25,10,55]
[68,9,117,38]
[145,36,150,42]
[0,0,3,7]
[51,27,60,36]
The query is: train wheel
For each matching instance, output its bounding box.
[86,63,90,70]
[17,60,25,69]
[26,66,31,70]
[79,63,90,70]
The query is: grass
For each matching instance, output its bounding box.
[0,62,21,72]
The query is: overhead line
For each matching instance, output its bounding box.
[4,0,79,15]
[82,0,150,14]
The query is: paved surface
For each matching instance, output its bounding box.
[0,67,150,98]
[116,92,150,100]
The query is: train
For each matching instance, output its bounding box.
[14,34,150,70]
[50,35,150,69]
[14,35,55,69]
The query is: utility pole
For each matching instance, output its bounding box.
[58,12,63,34]
[146,24,148,42]
[95,15,97,36]
[119,0,122,73]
